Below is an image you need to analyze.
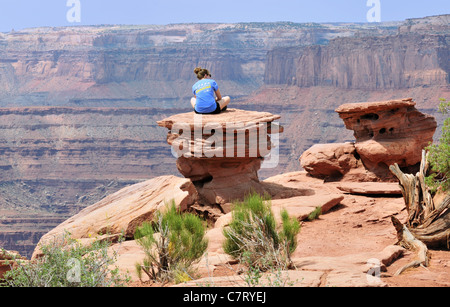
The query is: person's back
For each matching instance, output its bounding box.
[191,67,230,114]
[192,78,218,113]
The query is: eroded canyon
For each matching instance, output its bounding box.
[0,15,449,256]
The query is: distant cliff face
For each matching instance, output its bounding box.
[0,22,397,107]
[0,106,178,256]
[398,14,450,34]
[0,107,176,181]
[265,33,450,89]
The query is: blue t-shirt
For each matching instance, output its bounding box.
[192,79,218,113]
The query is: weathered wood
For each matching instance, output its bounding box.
[389,163,418,225]
[389,150,449,274]
[391,216,429,275]
[421,194,450,229]
[419,151,435,216]
[412,203,450,248]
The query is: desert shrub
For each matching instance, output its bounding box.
[425,98,450,193]
[223,193,300,270]
[134,200,208,283]
[307,206,322,221]
[2,231,130,287]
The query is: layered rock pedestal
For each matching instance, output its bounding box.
[157,108,282,207]
[301,98,437,181]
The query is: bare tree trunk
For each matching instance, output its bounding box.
[389,150,450,274]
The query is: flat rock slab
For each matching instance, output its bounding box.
[293,245,404,287]
[335,98,416,114]
[157,108,283,159]
[108,240,146,282]
[157,108,281,130]
[177,245,404,287]
[174,269,325,287]
[336,182,402,195]
[271,194,344,221]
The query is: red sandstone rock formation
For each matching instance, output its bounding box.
[300,98,437,181]
[299,142,364,180]
[336,98,437,174]
[157,108,283,206]
[0,17,448,257]
[31,175,195,259]
[265,32,450,90]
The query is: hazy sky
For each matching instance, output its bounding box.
[0,0,449,32]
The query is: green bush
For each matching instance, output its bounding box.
[134,200,208,283]
[223,193,300,270]
[426,98,450,193]
[307,206,322,221]
[2,231,130,287]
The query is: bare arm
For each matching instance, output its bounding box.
[215,89,222,101]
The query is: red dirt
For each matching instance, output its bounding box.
[129,192,449,287]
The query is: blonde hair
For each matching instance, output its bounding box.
[194,67,211,80]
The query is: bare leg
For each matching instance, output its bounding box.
[217,96,230,110]
[190,97,196,109]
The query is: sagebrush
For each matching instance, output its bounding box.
[1,231,129,287]
[134,200,208,283]
[223,193,300,270]
[426,98,449,193]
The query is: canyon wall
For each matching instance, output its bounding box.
[257,15,449,178]
[0,22,399,107]
[0,106,180,256]
[0,107,176,181]
[264,33,449,89]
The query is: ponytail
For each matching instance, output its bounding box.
[194,67,211,80]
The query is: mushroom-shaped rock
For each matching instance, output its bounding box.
[335,98,437,173]
[157,108,283,205]
[301,98,437,181]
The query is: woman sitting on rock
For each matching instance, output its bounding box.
[191,67,230,114]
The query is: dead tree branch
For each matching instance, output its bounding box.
[389,150,450,274]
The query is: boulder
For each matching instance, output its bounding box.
[299,142,364,179]
[32,175,195,259]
